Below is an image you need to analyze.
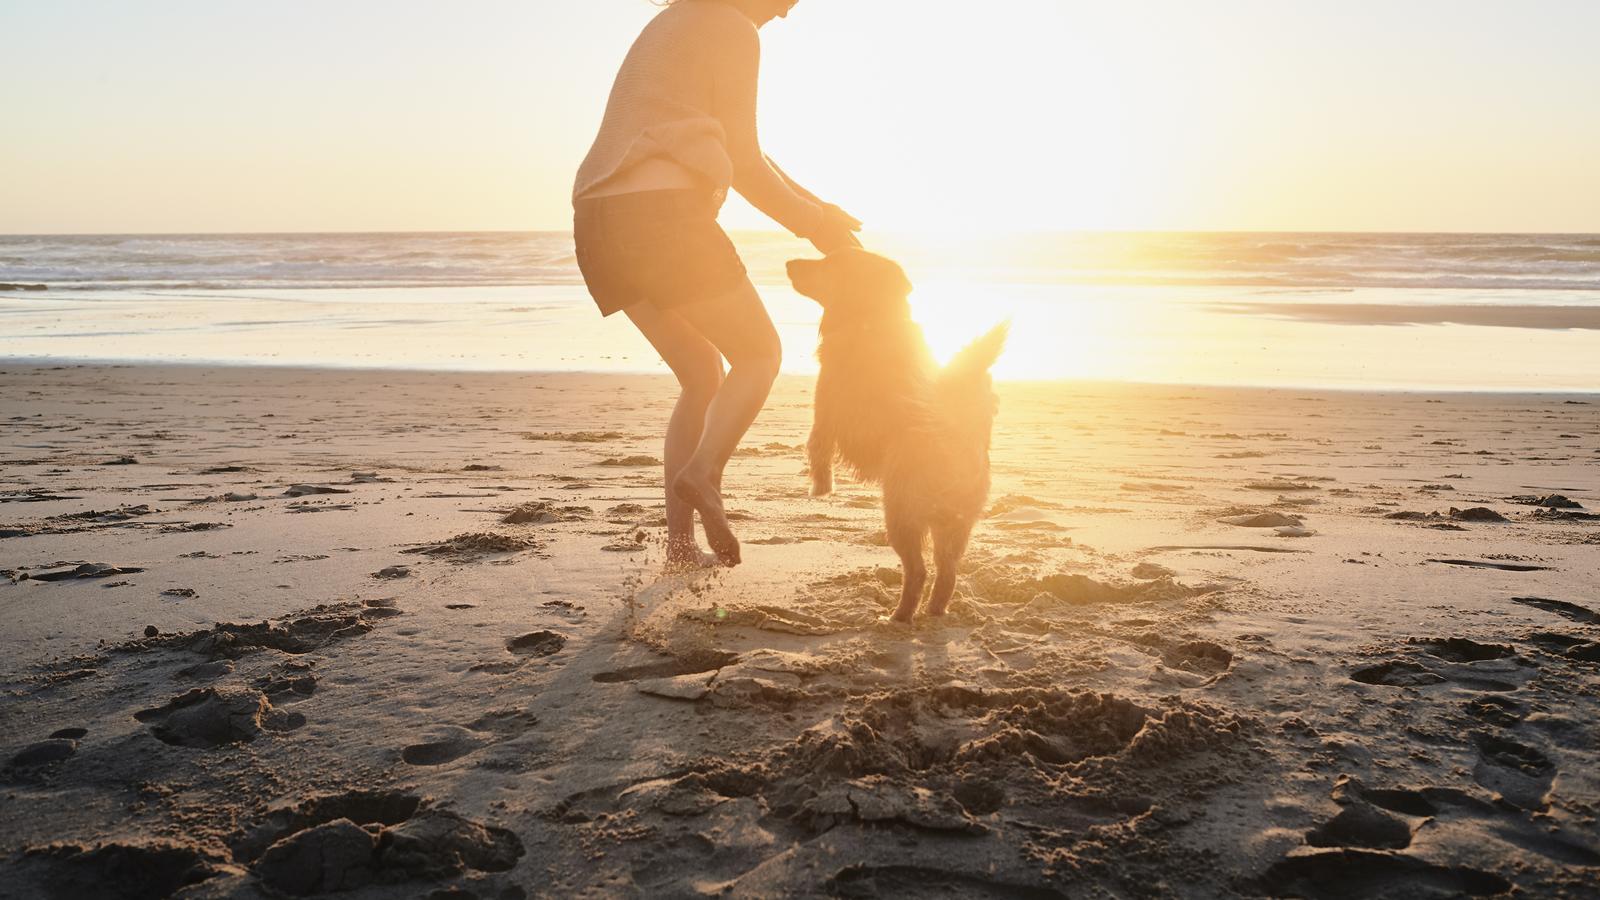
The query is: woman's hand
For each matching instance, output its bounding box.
[822,203,862,231]
[808,203,863,255]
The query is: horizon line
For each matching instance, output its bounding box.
[4,227,1600,239]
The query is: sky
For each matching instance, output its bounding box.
[1,0,1598,235]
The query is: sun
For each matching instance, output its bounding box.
[908,277,1129,382]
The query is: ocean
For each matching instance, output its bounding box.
[3,232,1598,390]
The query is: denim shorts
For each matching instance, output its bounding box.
[573,190,748,317]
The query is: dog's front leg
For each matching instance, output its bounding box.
[807,425,835,497]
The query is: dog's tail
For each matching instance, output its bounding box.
[941,321,1009,386]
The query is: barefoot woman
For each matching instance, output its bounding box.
[574,0,860,567]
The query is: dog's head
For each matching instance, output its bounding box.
[786,249,913,324]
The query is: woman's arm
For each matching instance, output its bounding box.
[766,155,822,206]
[716,24,824,238]
[769,155,863,243]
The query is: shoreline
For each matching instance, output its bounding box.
[8,275,1600,391]
[4,358,1599,397]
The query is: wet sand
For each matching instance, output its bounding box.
[1,363,1597,898]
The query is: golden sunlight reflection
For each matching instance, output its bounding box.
[765,274,1600,392]
[909,280,1127,382]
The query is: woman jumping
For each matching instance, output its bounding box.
[573,0,860,567]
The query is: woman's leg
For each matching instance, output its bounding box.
[670,278,783,566]
[623,302,725,568]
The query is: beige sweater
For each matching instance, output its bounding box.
[572,1,823,237]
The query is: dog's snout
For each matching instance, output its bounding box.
[786,258,823,280]
[786,258,826,302]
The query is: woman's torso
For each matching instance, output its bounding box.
[573,2,752,203]
[584,156,700,199]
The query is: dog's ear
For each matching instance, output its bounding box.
[870,256,913,298]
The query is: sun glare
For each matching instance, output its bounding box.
[910,279,1125,382]
[738,1,1222,236]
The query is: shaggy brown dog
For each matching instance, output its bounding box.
[787,249,1007,623]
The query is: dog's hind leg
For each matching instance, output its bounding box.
[885,511,927,624]
[926,518,975,617]
[806,425,835,497]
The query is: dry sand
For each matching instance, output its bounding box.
[1,363,1597,898]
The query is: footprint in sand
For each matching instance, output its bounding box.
[467,707,540,736]
[1567,642,1600,662]
[1463,694,1526,728]
[1472,732,1555,811]
[399,708,537,767]
[1147,544,1305,554]
[1332,776,1600,867]
[225,789,521,896]
[254,662,318,700]
[8,841,225,899]
[1408,637,1515,663]
[630,833,717,891]
[1426,558,1551,572]
[1520,631,1600,663]
[24,563,146,582]
[505,630,566,656]
[1511,596,1600,624]
[360,597,404,619]
[400,726,486,766]
[828,865,1066,900]
[1155,641,1235,685]
[1217,511,1302,528]
[10,738,79,767]
[592,652,737,685]
[134,687,304,748]
[540,599,586,622]
[1304,803,1414,850]
[463,631,569,675]
[1164,640,1234,670]
[1350,660,1446,687]
[282,484,351,497]
[1351,638,1525,692]
[229,789,422,861]
[1258,850,1510,899]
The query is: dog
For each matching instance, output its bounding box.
[786,248,1007,624]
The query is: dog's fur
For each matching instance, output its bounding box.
[787,249,1007,623]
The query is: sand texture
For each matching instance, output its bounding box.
[2,364,1598,898]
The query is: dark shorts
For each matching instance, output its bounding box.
[573,189,748,318]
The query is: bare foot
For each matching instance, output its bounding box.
[665,537,722,571]
[672,471,741,566]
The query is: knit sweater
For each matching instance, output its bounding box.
[572,1,823,237]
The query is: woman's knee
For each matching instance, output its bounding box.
[678,357,724,405]
[737,344,781,385]
[679,280,782,384]
[726,327,781,384]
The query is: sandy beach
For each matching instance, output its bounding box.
[1,362,1596,898]
[6,0,1599,894]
